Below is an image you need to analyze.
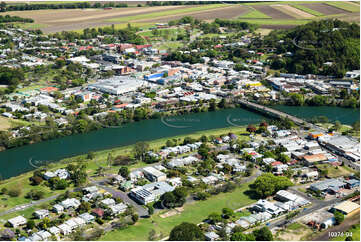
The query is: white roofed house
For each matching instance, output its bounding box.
[53,204,64,214]
[57,223,72,235]
[43,171,56,180]
[252,200,285,216]
[33,209,49,219]
[204,231,220,241]
[108,203,128,215]
[65,218,78,230]
[55,169,69,179]
[167,177,182,187]
[79,213,95,223]
[101,198,116,207]
[36,230,51,241]
[129,170,144,182]
[60,198,81,210]
[83,186,98,194]
[7,216,27,227]
[73,217,86,228]
[49,226,60,235]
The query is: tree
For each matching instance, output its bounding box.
[231,232,255,241]
[7,187,21,197]
[252,173,293,198]
[333,210,344,225]
[147,205,154,215]
[26,220,35,230]
[87,151,95,160]
[207,213,223,224]
[222,207,234,219]
[253,226,273,241]
[161,192,177,208]
[352,121,360,132]
[133,141,149,161]
[131,213,139,223]
[333,120,342,131]
[118,166,129,179]
[169,222,205,241]
[247,124,257,134]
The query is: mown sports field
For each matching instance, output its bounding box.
[1,1,359,32]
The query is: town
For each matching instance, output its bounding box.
[0,1,359,241]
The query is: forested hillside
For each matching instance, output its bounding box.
[265,19,360,77]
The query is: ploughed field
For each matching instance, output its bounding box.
[0,1,359,33]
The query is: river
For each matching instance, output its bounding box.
[0,106,359,179]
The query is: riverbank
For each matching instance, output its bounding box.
[0,107,265,179]
[0,125,249,214]
[0,106,359,180]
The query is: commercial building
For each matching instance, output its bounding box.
[130,181,174,205]
[88,76,146,95]
[143,167,167,182]
[332,201,360,217]
[309,179,346,193]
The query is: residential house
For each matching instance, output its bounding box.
[8,216,27,227]
[109,203,127,215]
[33,209,49,219]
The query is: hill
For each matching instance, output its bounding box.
[265,19,360,77]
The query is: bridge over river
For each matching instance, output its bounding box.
[238,100,308,126]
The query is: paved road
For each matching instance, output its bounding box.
[0,193,60,217]
[90,178,148,217]
[268,186,343,229]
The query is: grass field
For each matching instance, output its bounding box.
[155,41,184,50]
[239,7,271,19]
[100,182,255,241]
[107,4,227,22]
[291,4,324,16]
[235,19,311,26]
[0,173,67,213]
[315,164,354,178]
[326,1,360,12]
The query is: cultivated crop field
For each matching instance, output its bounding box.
[0,1,359,33]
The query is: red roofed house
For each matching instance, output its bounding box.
[40,87,59,93]
[92,208,104,218]
[271,161,283,167]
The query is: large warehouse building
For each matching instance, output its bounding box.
[88,76,146,95]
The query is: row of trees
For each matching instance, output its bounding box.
[0,15,33,23]
[0,2,127,12]
[168,222,273,241]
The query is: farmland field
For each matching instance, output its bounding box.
[253,5,296,19]
[0,2,359,33]
[301,3,350,15]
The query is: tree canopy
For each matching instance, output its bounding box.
[169,222,205,241]
[251,173,293,198]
